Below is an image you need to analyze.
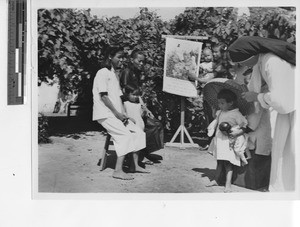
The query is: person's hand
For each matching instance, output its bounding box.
[141,104,148,115]
[142,105,154,119]
[146,110,154,119]
[187,71,197,81]
[229,127,244,138]
[115,112,128,122]
[242,91,258,102]
[220,130,230,137]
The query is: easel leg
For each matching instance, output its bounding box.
[165,97,198,149]
[169,125,183,144]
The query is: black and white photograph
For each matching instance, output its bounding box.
[1,0,300,226]
[36,5,297,194]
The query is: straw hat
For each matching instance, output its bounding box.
[203,78,254,115]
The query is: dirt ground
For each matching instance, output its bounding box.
[38,130,254,193]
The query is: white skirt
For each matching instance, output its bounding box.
[98,117,146,157]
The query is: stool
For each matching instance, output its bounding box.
[98,134,113,171]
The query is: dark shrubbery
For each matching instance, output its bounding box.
[38,113,51,144]
[38,7,296,138]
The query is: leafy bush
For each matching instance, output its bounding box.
[38,7,296,137]
[171,7,296,46]
[168,7,296,134]
[38,113,51,144]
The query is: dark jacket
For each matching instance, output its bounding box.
[120,65,142,103]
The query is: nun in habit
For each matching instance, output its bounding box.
[228,36,296,192]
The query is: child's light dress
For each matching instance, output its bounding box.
[208,109,248,166]
[199,61,213,73]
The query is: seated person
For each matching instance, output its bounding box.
[120,50,164,165]
[93,46,148,180]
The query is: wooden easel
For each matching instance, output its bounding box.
[165,97,199,149]
[163,35,208,149]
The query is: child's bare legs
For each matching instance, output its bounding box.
[130,152,150,173]
[206,160,223,187]
[224,161,233,192]
[113,155,134,180]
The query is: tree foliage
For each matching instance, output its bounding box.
[169,7,296,135]
[38,7,296,137]
[38,113,51,143]
[171,7,296,45]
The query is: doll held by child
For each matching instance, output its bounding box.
[218,122,249,165]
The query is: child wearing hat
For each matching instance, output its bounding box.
[206,89,248,192]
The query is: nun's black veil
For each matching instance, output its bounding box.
[228,36,296,66]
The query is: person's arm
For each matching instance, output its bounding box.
[230,103,266,136]
[197,72,214,83]
[96,69,128,122]
[229,112,252,138]
[246,108,264,131]
[207,110,220,137]
[187,71,213,84]
[229,126,253,138]
[138,96,154,119]
[100,93,127,122]
[213,64,226,76]
[187,72,198,81]
[257,54,295,114]
[241,91,259,102]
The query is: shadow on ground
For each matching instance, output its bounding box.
[96,150,163,171]
[192,168,216,181]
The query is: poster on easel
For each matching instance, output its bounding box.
[163,37,203,97]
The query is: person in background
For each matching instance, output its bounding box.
[245,71,273,190]
[197,47,214,86]
[196,47,215,150]
[212,42,234,79]
[188,42,233,82]
[242,65,273,153]
[120,50,164,165]
[228,36,295,192]
[92,46,148,180]
[188,44,232,150]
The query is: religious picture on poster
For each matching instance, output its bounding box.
[163,37,203,97]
